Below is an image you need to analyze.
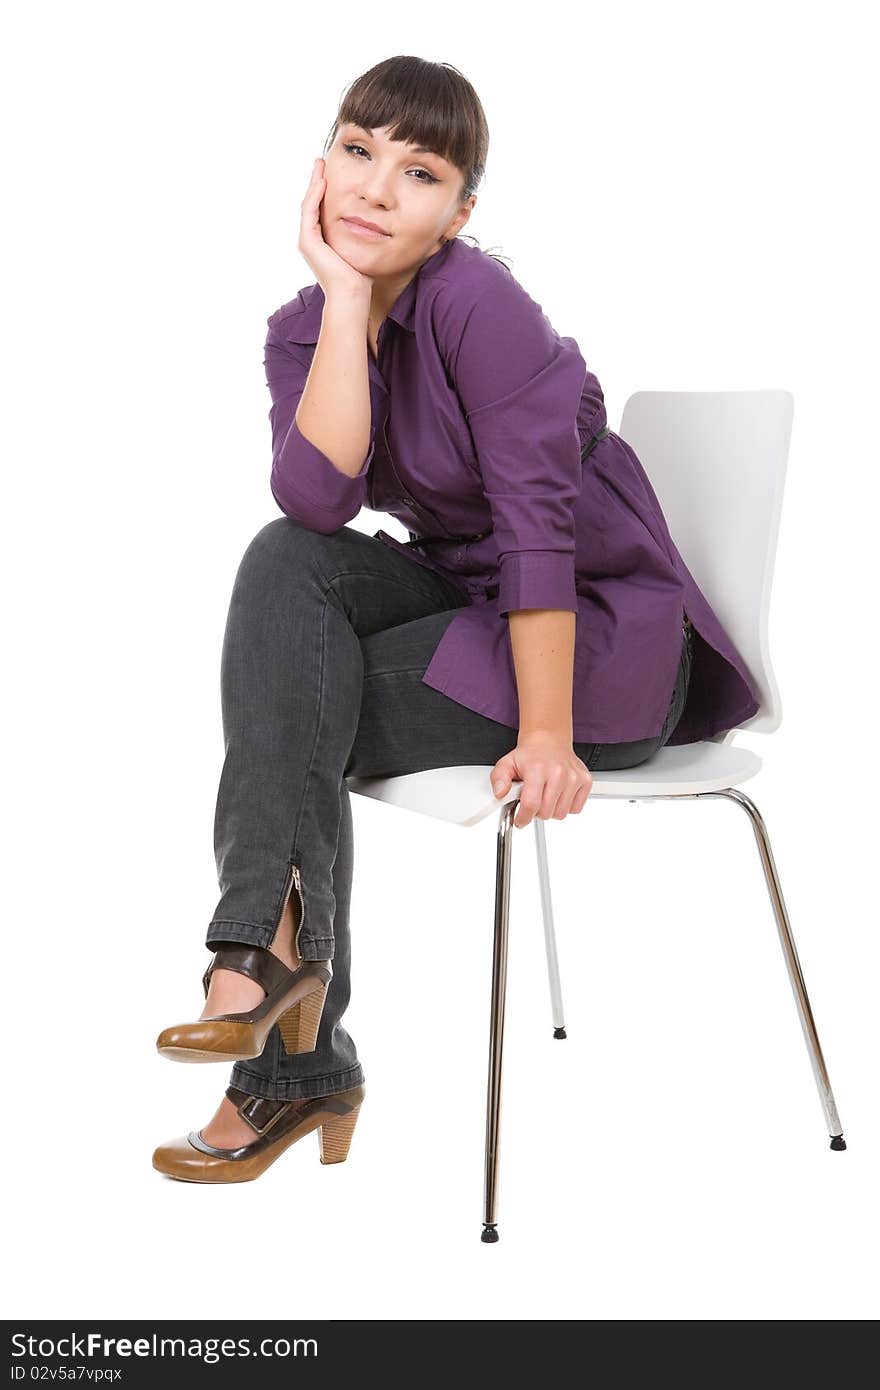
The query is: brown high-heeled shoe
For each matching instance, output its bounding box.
[152,1082,366,1183]
[156,943,332,1063]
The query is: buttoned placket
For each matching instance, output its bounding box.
[367,324,464,551]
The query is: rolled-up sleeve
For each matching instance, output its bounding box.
[264,321,373,533]
[451,279,587,615]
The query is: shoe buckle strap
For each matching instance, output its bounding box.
[226,1085,289,1136]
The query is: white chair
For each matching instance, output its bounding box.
[346,390,846,1243]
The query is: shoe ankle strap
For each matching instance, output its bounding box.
[202,942,297,999]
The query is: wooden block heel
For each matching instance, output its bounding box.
[278,981,328,1055]
[319,1103,362,1164]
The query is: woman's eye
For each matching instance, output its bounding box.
[341,143,438,184]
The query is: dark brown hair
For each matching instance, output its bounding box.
[323,55,510,268]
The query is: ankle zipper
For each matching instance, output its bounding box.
[290,863,306,962]
[274,860,306,963]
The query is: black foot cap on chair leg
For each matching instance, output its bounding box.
[830,1134,847,1151]
[481,1224,499,1243]
[553,1026,567,1039]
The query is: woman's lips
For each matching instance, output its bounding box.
[341,218,390,240]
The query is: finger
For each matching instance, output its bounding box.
[490,763,514,798]
[304,160,319,197]
[531,769,566,821]
[303,161,325,209]
[301,181,326,243]
[569,779,592,813]
[514,778,544,828]
[529,769,565,824]
[552,770,584,819]
[550,787,575,820]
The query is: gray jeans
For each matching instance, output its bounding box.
[206,517,693,1101]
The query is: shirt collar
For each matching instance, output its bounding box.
[283,236,456,345]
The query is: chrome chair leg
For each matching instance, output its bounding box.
[534,818,567,1037]
[708,788,846,1149]
[482,799,517,1243]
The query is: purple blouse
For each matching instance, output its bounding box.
[263,236,760,745]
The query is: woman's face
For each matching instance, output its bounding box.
[321,122,475,279]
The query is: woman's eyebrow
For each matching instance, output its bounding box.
[348,124,441,159]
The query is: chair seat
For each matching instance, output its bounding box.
[345,740,762,826]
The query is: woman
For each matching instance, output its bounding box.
[152,56,759,1183]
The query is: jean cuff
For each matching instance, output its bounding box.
[205,920,275,951]
[228,1062,365,1102]
[206,920,335,961]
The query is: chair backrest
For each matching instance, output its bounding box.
[618,389,793,735]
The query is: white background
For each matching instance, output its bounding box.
[4,0,878,1321]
